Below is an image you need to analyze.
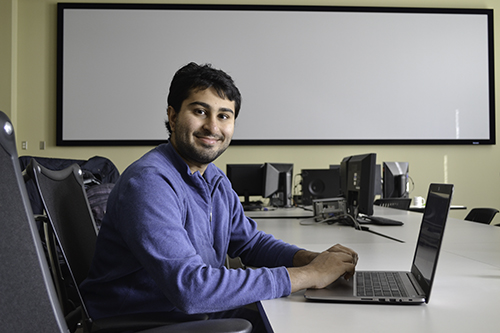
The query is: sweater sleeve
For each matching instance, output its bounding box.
[114,167,295,314]
[228,207,303,269]
[222,175,303,268]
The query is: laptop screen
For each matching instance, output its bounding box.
[411,184,453,302]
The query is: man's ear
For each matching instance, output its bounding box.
[167,106,176,132]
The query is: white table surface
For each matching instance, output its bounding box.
[254,206,500,333]
[245,206,314,219]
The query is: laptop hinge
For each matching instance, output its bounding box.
[407,272,425,296]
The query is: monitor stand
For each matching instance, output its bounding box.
[242,195,263,211]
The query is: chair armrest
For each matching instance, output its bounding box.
[88,312,208,333]
[140,318,253,333]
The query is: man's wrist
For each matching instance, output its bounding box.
[293,250,319,267]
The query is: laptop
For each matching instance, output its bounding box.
[304,183,453,304]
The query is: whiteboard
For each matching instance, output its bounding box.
[57,4,495,145]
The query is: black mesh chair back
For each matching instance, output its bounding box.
[24,159,98,325]
[374,198,411,210]
[26,159,98,286]
[0,111,68,332]
[464,208,499,225]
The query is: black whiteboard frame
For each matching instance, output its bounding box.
[56,3,496,146]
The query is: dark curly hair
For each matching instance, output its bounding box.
[165,62,241,135]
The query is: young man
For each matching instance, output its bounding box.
[80,63,358,323]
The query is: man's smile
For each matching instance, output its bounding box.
[194,132,223,146]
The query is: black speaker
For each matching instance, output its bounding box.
[301,168,341,205]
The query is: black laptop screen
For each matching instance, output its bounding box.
[411,184,453,301]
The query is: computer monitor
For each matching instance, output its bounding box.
[338,158,349,198]
[374,164,382,196]
[226,164,264,209]
[263,163,293,208]
[342,153,377,218]
[383,162,409,198]
[334,163,381,198]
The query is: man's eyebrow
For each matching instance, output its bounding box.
[219,107,234,114]
[188,101,234,114]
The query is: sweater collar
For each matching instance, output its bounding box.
[161,142,219,185]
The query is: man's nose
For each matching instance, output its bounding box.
[202,115,218,132]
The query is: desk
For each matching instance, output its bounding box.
[246,204,466,217]
[245,206,313,219]
[254,206,500,333]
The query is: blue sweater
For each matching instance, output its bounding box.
[80,143,301,319]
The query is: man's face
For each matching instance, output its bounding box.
[168,87,235,174]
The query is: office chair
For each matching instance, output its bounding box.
[1,112,69,332]
[374,198,411,211]
[18,154,120,216]
[464,208,499,226]
[20,131,251,330]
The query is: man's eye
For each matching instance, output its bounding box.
[195,109,206,115]
[219,113,231,120]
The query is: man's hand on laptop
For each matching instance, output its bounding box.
[288,244,358,293]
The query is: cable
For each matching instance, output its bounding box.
[300,211,405,243]
[342,213,362,230]
[407,176,415,195]
[293,173,302,196]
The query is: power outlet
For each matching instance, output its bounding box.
[22,141,28,150]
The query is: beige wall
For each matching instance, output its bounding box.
[0,0,15,121]
[2,0,499,222]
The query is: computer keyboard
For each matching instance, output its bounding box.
[356,272,408,297]
[358,215,404,226]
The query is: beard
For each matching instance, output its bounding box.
[173,129,231,166]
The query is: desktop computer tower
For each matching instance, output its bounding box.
[301,168,341,206]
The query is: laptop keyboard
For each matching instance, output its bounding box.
[356,272,408,297]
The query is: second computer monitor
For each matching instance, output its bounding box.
[383,162,409,198]
[263,163,293,208]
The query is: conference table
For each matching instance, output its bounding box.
[248,206,500,333]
